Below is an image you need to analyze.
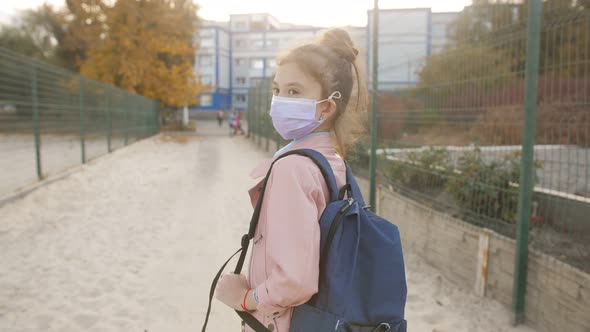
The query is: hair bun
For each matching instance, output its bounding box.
[319,28,358,63]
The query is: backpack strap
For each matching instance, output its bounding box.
[344,161,367,208]
[283,149,340,202]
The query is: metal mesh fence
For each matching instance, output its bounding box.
[374,1,589,272]
[0,47,160,197]
[246,79,288,152]
[245,1,589,274]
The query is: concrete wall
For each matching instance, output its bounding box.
[354,177,590,332]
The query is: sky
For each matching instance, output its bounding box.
[1,0,472,27]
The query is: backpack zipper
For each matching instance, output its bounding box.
[320,198,354,278]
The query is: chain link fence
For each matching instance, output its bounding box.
[0,47,160,197]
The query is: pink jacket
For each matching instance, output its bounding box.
[245,133,346,332]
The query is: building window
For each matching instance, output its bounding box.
[200,30,214,38]
[199,55,212,66]
[267,58,277,69]
[235,39,246,48]
[252,40,264,48]
[235,58,248,66]
[235,94,246,103]
[200,94,213,106]
[251,20,265,31]
[200,75,212,85]
[236,77,246,85]
[265,39,277,48]
[250,77,263,86]
[234,21,247,30]
[199,38,214,48]
[251,59,264,69]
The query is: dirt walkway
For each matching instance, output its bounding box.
[0,121,538,332]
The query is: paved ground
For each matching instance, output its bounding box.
[0,120,539,332]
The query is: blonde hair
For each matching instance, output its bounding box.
[276,28,368,158]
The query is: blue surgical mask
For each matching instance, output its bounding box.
[269,91,342,140]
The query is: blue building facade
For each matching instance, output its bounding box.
[194,23,232,112]
[194,10,458,112]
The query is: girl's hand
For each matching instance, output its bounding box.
[215,273,249,311]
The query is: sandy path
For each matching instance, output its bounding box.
[0,121,538,332]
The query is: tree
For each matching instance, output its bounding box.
[414,44,514,109]
[0,4,65,65]
[80,0,201,107]
[61,0,107,71]
[0,25,46,60]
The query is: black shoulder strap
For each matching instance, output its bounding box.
[202,149,340,332]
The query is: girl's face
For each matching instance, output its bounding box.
[272,62,337,124]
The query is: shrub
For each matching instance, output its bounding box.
[389,147,451,192]
[446,148,541,223]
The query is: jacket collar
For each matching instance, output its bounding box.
[249,132,336,179]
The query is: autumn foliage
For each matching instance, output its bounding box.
[78,0,201,107]
[1,0,202,108]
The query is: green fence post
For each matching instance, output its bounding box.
[265,83,270,152]
[255,89,259,142]
[156,101,161,133]
[124,99,129,146]
[256,85,262,146]
[513,0,542,325]
[247,89,252,138]
[369,0,380,212]
[79,77,86,164]
[31,63,42,180]
[134,103,139,142]
[106,87,112,153]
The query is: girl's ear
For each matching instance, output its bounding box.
[327,99,338,117]
[319,99,337,121]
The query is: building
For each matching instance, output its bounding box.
[0,11,12,25]
[194,21,231,111]
[229,14,318,111]
[194,9,458,112]
[367,8,459,91]
[431,12,459,54]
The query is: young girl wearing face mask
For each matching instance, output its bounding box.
[214,28,368,332]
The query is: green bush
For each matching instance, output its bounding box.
[446,149,541,223]
[348,139,371,170]
[389,147,451,192]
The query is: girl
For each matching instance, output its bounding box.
[215,28,367,332]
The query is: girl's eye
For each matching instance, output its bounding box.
[288,89,299,96]
[272,88,279,95]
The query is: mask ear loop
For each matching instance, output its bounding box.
[317,91,342,122]
[328,91,342,100]
[315,91,342,104]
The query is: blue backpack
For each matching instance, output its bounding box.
[202,149,407,332]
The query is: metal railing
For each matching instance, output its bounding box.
[0,47,160,197]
